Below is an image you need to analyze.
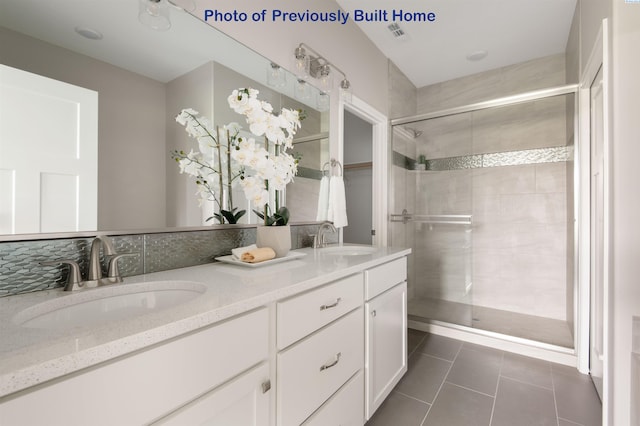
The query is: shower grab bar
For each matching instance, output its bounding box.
[390,211,472,225]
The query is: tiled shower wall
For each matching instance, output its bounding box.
[0,224,325,296]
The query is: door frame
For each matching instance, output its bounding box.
[338,95,389,246]
[577,17,610,421]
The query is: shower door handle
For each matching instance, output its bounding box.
[390,209,412,224]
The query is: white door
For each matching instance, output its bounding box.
[589,65,605,400]
[0,64,98,234]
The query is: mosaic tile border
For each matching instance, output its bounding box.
[0,224,328,297]
[394,146,573,172]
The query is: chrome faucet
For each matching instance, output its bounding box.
[314,221,337,248]
[87,235,133,286]
[41,235,136,291]
[87,235,116,283]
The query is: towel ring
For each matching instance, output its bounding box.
[322,158,343,177]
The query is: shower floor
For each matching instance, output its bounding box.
[408,297,574,348]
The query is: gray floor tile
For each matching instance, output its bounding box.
[491,377,557,426]
[559,419,585,426]
[446,348,503,396]
[462,341,504,356]
[553,369,602,426]
[423,382,493,426]
[500,352,553,389]
[552,362,585,379]
[375,332,602,426]
[416,333,463,361]
[408,328,427,355]
[365,391,429,426]
[396,353,452,403]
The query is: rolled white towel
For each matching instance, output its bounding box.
[231,244,258,260]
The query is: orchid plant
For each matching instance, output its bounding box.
[227,88,303,226]
[172,109,246,224]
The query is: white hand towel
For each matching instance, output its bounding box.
[316,175,330,221]
[327,175,348,228]
[231,244,257,260]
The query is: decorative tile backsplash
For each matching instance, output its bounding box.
[0,224,330,297]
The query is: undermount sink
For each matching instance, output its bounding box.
[319,245,378,256]
[13,281,207,330]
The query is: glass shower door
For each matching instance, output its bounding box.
[389,115,474,327]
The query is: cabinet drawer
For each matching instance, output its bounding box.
[277,273,363,350]
[364,257,407,300]
[277,307,364,426]
[303,371,364,426]
[0,308,269,426]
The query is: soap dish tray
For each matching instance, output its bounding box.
[215,250,306,268]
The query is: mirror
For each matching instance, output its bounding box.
[0,0,329,237]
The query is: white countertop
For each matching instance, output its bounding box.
[0,245,410,399]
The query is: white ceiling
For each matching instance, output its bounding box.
[336,0,577,88]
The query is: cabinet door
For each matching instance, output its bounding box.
[365,282,407,419]
[155,363,271,426]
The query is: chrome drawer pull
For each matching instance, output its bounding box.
[320,297,342,311]
[320,352,341,371]
[261,380,271,394]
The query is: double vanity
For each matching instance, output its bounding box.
[0,245,410,425]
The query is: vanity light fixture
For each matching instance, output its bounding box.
[294,79,312,101]
[138,0,171,31]
[317,91,330,111]
[293,43,351,98]
[138,0,194,31]
[267,63,287,88]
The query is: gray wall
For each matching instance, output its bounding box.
[417,53,566,113]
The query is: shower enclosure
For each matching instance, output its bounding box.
[389,86,577,349]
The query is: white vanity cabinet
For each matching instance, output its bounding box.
[364,258,408,419]
[0,248,412,426]
[0,308,270,426]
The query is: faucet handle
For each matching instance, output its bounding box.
[106,253,138,283]
[40,259,83,291]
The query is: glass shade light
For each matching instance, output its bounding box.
[293,46,310,78]
[318,64,333,92]
[317,92,330,111]
[340,78,352,103]
[267,63,286,88]
[139,0,171,31]
[294,79,312,101]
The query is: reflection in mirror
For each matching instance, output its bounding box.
[0,0,329,237]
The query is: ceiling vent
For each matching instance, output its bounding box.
[387,23,408,40]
